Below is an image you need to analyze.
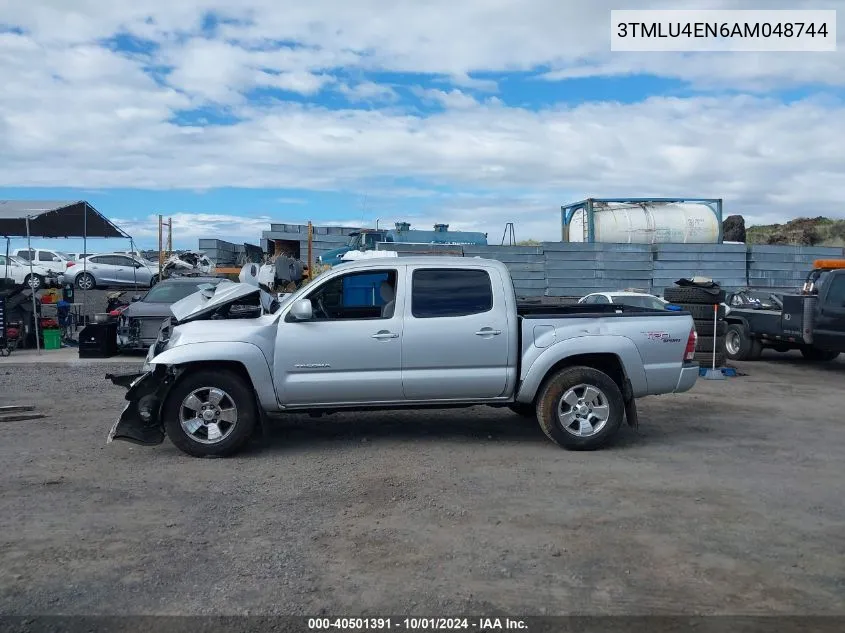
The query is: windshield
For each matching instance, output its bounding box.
[611,295,665,310]
[142,281,222,303]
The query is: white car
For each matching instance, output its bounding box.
[578,291,669,310]
[0,254,56,289]
[11,248,75,275]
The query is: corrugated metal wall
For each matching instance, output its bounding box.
[747,245,844,292]
[376,242,845,298]
[652,243,747,292]
[199,233,844,298]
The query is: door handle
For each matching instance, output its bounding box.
[475,328,502,336]
[372,331,399,339]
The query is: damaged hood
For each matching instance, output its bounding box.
[169,281,260,323]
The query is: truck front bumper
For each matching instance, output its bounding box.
[674,362,700,393]
[106,366,181,446]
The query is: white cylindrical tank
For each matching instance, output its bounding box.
[568,202,720,244]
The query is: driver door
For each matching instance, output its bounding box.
[273,267,405,406]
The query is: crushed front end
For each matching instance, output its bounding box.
[106,364,183,446]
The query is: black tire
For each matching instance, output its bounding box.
[694,351,726,367]
[664,286,726,304]
[800,347,840,362]
[76,273,96,290]
[724,323,762,361]
[694,319,726,336]
[508,403,537,419]
[677,303,726,321]
[536,366,624,451]
[163,369,258,457]
[24,274,43,290]
[696,335,725,353]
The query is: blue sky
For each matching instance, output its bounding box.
[1,0,844,253]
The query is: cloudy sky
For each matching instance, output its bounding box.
[1,0,843,250]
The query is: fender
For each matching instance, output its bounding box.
[725,314,752,330]
[515,335,647,403]
[150,341,278,411]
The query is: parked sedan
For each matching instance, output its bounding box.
[578,291,669,310]
[0,254,57,289]
[117,276,226,350]
[62,253,158,289]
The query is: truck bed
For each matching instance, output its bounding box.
[516,302,687,319]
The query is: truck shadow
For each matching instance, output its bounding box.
[250,408,657,455]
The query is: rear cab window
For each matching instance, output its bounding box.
[411,268,493,318]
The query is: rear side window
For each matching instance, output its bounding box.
[39,251,55,260]
[17,250,33,261]
[412,269,493,318]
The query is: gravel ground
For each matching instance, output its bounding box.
[0,351,844,616]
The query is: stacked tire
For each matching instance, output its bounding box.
[663,285,727,368]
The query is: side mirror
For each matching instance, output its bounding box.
[289,298,313,321]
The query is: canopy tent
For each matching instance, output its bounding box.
[0,200,130,238]
[0,200,135,353]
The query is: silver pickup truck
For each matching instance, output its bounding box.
[107,257,699,457]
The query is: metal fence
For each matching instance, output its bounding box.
[377,242,845,298]
[197,239,845,298]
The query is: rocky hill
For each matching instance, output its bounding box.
[736,216,845,246]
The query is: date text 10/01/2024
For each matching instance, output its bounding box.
[308,618,528,630]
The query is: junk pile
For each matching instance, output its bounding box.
[161,251,215,278]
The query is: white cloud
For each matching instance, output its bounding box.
[4,0,842,87]
[116,213,274,242]
[338,81,399,103]
[1,0,845,243]
[412,88,478,110]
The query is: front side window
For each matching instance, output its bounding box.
[411,269,493,318]
[305,269,398,320]
[592,294,610,304]
[824,275,845,307]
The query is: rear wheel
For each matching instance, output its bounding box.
[163,369,257,457]
[725,323,762,361]
[536,367,624,451]
[800,347,840,362]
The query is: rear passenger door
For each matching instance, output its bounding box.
[401,267,510,400]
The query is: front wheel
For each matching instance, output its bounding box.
[800,347,840,362]
[163,369,257,457]
[536,366,624,451]
[24,274,43,290]
[76,273,96,290]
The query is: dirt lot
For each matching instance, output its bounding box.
[0,351,844,616]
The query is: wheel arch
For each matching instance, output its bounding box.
[517,343,638,405]
[150,342,278,413]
